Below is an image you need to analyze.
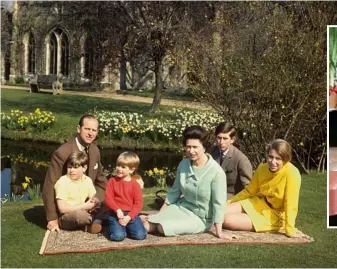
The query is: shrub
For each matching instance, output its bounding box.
[14,76,25,84]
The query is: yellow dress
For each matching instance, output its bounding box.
[229,162,301,236]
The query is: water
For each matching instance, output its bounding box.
[1,139,183,197]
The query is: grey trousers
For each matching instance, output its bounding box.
[58,209,92,230]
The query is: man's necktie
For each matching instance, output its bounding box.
[220,153,224,166]
[84,146,90,175]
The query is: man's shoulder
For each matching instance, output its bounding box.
[231,146,249,160]
[54,138,77,155]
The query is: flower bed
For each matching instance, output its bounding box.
[90,107,222,143]
[1,108,56,131]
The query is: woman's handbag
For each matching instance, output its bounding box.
[154,190,167,208]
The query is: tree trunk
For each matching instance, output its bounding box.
[149,56,163,113]
[120,49,127,90]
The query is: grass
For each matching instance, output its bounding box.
[1,172,336,268]
[1,88,181,150]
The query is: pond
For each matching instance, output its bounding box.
[1,139,183,199]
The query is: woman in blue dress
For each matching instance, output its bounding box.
[142,125,235,239]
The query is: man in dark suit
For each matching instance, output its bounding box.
[210,122,252,199]
[42,115,107,233]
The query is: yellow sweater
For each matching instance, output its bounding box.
[230,162,301,236]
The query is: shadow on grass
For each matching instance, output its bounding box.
[23,205,47,230]
[146,202,161,211]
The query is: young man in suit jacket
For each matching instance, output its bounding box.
[210,122,253,199]
[42,115,107,233]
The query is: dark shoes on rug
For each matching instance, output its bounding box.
[83,223,102,234]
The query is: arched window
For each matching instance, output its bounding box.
[28,33,36,73]
[49,32,57,75]
[46,28,70,76]
[61,34,69,76]
[84,36,94,77]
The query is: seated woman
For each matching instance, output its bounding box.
[142,125,234,239]
[223,139,306,238]
[209,122,253,199]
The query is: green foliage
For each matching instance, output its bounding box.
[187,2,330,172]
[22,176,42,201]
[0,88,201,151]
[329,27,337,86]
[90,107,222,143]
[1,108,56,131]
[14,76,25,84]
[144,167,175,188]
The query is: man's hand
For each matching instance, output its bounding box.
[47,219,60,232]
[84,200,96,211]
[119,215,131,226]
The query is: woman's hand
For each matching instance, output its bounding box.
[215,223,238,240]
[217,232,239,240]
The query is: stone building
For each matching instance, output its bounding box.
[1,1,187,91]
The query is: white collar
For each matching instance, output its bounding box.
[221,148,229,157]
[75,137,86,152]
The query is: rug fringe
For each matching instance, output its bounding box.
[39,230,50,255]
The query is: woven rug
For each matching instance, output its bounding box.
[39,227,313,255]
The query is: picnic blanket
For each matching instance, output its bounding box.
[39,227,313,255]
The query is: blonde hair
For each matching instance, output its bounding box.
[266,139,292,163]
[116,151,140,169]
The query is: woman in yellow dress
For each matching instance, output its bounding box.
[223,139,306,238]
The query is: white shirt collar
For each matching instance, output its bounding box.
[221,148,229,157]
[75,137,86,152]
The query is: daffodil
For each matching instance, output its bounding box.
[22,183,28,190]
[25,176,31,183]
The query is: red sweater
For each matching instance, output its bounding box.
[105,177,143,219]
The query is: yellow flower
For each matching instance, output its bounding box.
[22,183,28,190]
[153,167,159,174]
[35,108,41,115]
[148,170,154,176]
[159,169,164,175]
[25,176,31,183]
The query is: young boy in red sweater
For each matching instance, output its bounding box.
[105,152,147,241]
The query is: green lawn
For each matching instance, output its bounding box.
[1,172,336,268]
[1,88,180,150]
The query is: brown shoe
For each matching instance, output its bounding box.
[85,223,102,234]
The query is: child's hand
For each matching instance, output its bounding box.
[116,209,124,219]
[119,215,131,226]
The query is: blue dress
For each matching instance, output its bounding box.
[148,154,227,236]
